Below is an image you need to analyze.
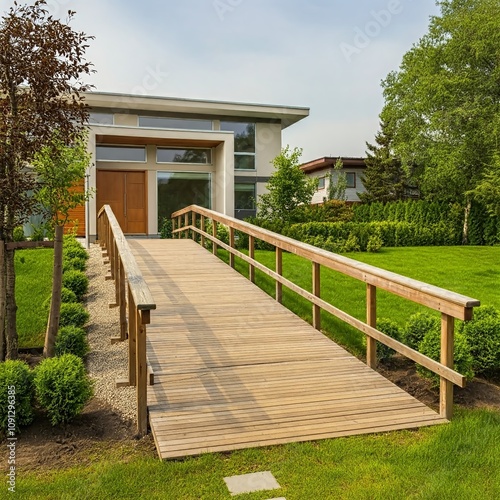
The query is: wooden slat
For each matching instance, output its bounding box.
[128,239,447,460]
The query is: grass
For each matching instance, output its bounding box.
[15,248,53,348]
[220,246,500,357]
[16,409,500,499]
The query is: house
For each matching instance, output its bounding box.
[300,156,367,204]
[76,91,309,240]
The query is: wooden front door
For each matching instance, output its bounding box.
[97,170,147,234]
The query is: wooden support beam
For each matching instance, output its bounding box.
[249,235,255,283]
[128,288,137,387]
[312,262,321,330]
[366,284,377,369]
[136,311,148,436]
[440,313,455,420]
[229,227,235,268]
[212,220,218,255]
[276,247,283,303]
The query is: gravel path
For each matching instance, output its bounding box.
[85,243,136,422]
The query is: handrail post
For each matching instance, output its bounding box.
[119,260,127,340]
[249,235,255,283]
[276,247,283,303]
[136,310,149,436]
[192,212,197,242]
[313,262,321,330]
[229,227,235,268]
[184,213,189,239]
[440,313,455,420]
[366,284,377,368]
[212,220,218,255]
[201,215,206,248]
[128,287,137,386]
[171,217,176,238]
[177,215,182,238]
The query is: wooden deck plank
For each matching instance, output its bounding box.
[128,239,446,460]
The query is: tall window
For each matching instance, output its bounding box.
[235,183,256,210]
[157,148,212,164]
[317,177,325,190]
[88,112,114,125]
[221,121,256,170]
[346,172,356,188]
[157,172,211,224]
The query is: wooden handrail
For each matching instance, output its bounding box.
[172,205,481,420]
[97,205,156,436]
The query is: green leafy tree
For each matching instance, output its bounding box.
[257,146,317,223]
[381,0,500,242]
[470,152,500,217]
[326,158,347,202]
[360,121,415,203]
[0,1,93,360]
[33,131,92,358]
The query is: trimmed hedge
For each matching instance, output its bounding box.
[62,270,89,301]
[376,319,402,361]
[59,302,90,328]
[34,354,93,426]
[55,326,89,359]
[0,361,35,433]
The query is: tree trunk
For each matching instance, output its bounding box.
[5,246,18,360]
[462,197,471,245]
[0,241,6,361]
[44,224,64,358]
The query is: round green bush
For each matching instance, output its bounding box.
[367,234,383,253]
[43,288,78,311]
[404,313,440,350]
[59,302,90,328]
[459,306,500,376]
[55,326,89,359]
[376,319,402,361]
[0,361,35,433]
[62,270,89,300]
[64,244,89,261]
[34,354,93,426]
[417,330,474,386]
[63,257,87,273]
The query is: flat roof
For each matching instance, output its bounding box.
[84,91,309,129]
[300,156,367,173]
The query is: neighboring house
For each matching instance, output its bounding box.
[300,157,367,204]
[71,91,308,240]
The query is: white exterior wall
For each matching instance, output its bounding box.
[309,168,366,204]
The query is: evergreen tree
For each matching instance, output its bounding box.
[359,121,415,203]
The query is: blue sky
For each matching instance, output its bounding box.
[33,0,440,161]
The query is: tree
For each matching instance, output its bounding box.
[32,131,92,358]
[470,152,500,217]
[325,158,347,202]
[381,0,500,240]
[257,146,317,223]
[0,1,93,360]
[360,121,415,203]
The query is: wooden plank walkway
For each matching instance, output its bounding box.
[128,239,447,460]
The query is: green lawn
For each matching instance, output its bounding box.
[223,246,500,357]
[16,409,500,499]
[15,248,53,348]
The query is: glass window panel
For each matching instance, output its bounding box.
[139,116,212,131]
[220,122,255,153]
[157,148,212,164]
[88,112,114,125]
[234,154,255,170]
[96,145,146,162]
[157,172,211,224]
[346,172,356,188]
[235,183,256,210]
[318,177,325,189]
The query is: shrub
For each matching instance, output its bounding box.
[43,287,78,311]
[59,303,90,328]
[13,226,26,242]
[34,354,93,426]
[376,319,402,361]
[0,361,35,433]
[342,234,360,253]
[459,306,500,376]
[367,233,383,253]
[55,326,89,359]
[159,217,173,239]
[404,313,440,350]
[417,330,474,386]
[62,270,89,300]
[63,257,87,273]
[64,244,89,261]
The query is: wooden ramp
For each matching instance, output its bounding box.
[128,239,447,460]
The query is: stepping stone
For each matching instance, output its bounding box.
[224,471,281,496]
